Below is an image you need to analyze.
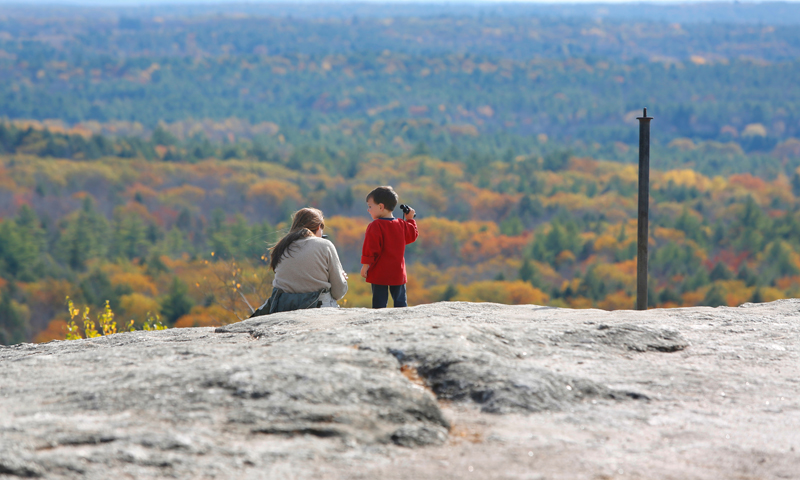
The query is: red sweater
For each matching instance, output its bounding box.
[361,218,419,286]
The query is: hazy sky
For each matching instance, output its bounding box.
[0,0,770,4]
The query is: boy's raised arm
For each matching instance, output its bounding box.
[404,218,419,244]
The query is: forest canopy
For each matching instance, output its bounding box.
[3,3,800,344]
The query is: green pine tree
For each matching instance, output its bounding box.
[57,197,109,270]
[737,264,759,287]
[702,284,727,308]
[577,264,607,301]
[709,262,734,281]
[0,287,27,345]
[658,287,682,305]
[441,284,458,301]
[161,277,194,326]
[683,268,711,293]
[749,288,764,304]
[110,210,148,260]
[0,221,38,281]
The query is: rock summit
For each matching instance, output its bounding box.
[1,301,798,479]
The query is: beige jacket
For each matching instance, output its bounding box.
[272,236,348,301]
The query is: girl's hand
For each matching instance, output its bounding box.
[360,264,369,278]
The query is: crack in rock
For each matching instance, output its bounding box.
[219,307,661,414]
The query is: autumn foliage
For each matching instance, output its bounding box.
[2,127,800,344]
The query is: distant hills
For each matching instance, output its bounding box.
[6,2,800,24]
[2,2,800,157]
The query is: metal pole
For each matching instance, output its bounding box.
[636,108,652,311]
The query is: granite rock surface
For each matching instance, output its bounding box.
[1,301,798,479]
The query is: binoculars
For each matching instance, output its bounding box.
[399,204,416,218]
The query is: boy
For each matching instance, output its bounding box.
[360,186,418,308]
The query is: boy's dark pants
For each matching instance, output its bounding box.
[371,284,407,309]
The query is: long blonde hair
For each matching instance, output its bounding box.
[269,208,325,271]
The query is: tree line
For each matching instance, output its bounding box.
[2,134,800,344]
